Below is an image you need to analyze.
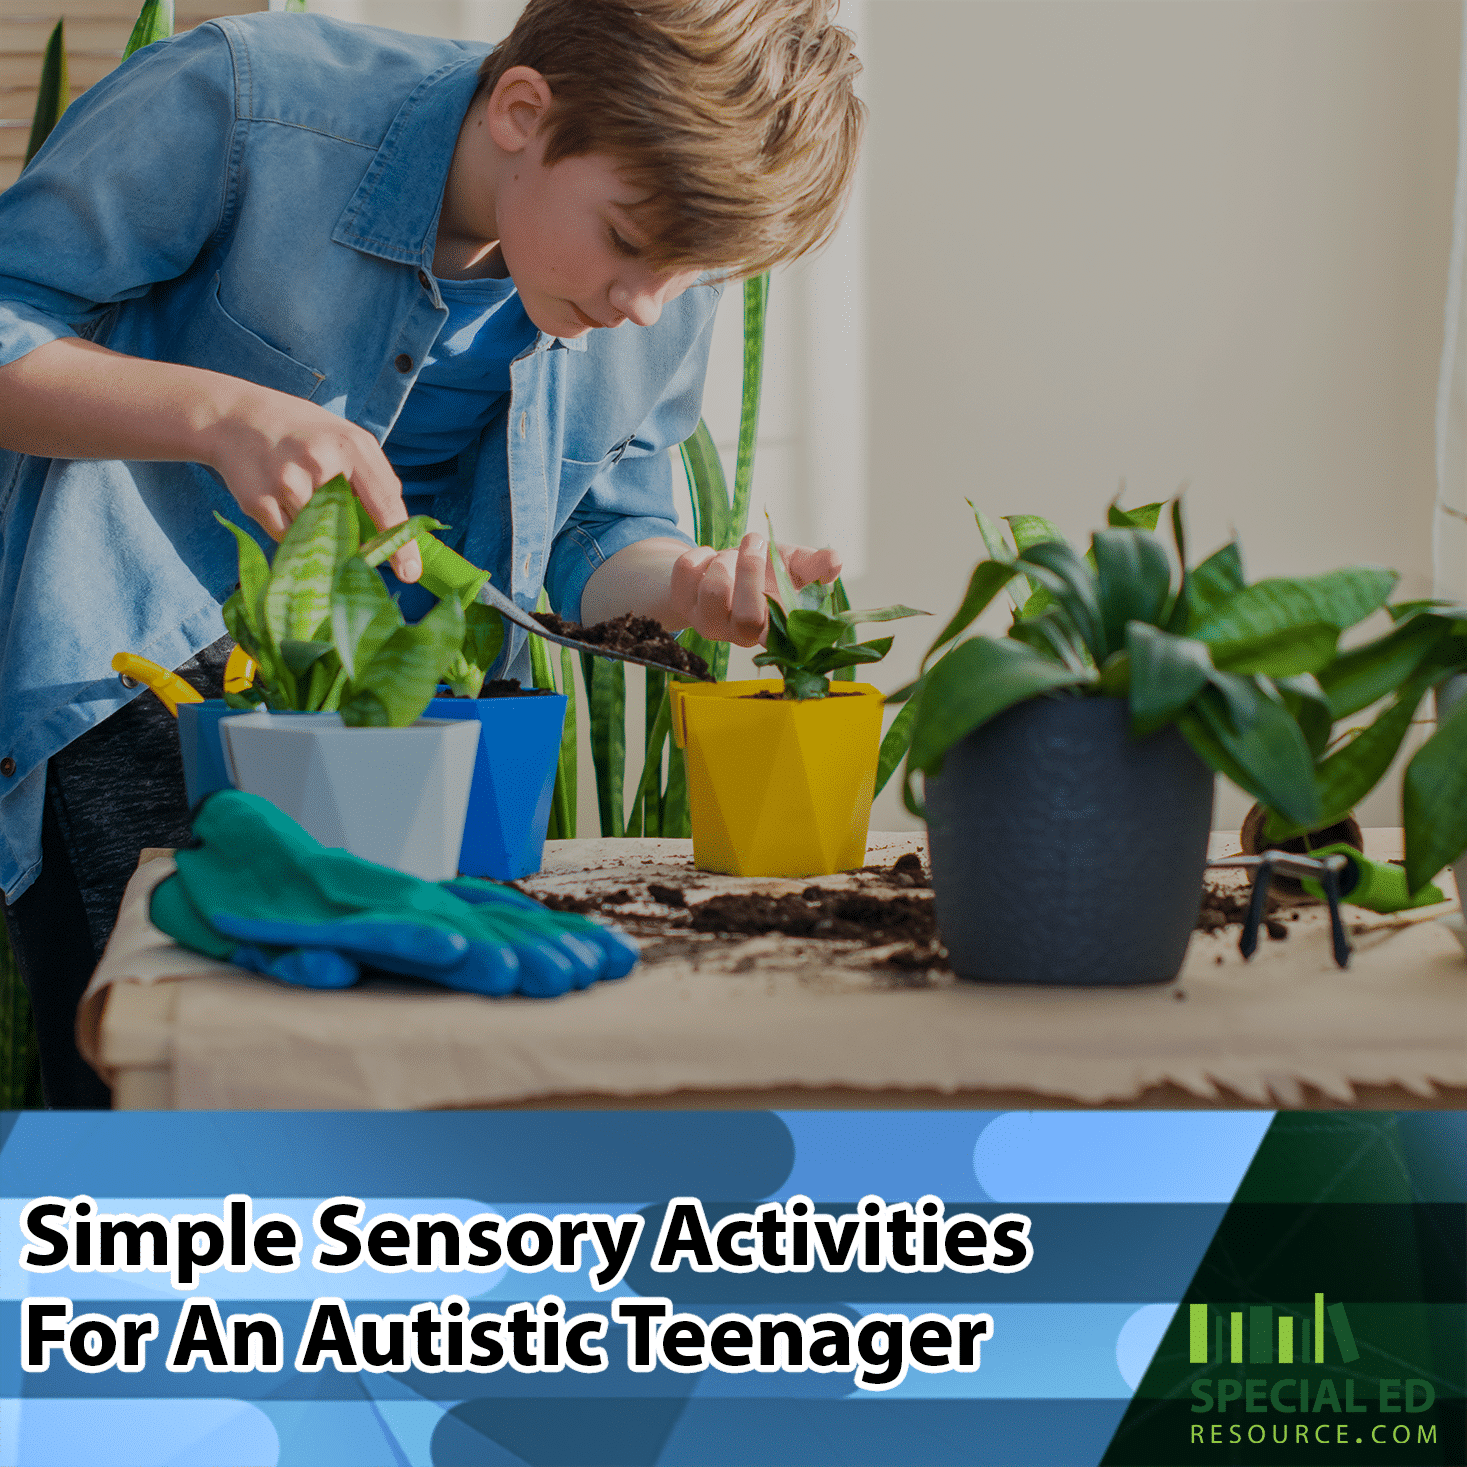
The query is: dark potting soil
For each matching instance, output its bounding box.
[743,689,863,700]
[689,890,938,945]
[437,680,555,699]
[1195,881,1288,935]
[532,611,710,679]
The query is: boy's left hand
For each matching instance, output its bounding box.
[668,533,841,646]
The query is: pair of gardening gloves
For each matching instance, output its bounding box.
[150,791,639,997]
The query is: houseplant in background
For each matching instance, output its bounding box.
[900,498,1402,985]
[670,526,925,876]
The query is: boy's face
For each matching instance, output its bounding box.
[444,84,703,339]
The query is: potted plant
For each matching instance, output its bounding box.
[1282,596,1467,902]
[209,475,480,881]
[670,531,925,876]
[900,498,1400,985]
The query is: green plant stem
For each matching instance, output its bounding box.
[583,653,626,837]
[730,273,769,549]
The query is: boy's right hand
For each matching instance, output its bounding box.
[206,383,422,583]
[0,339,421,582]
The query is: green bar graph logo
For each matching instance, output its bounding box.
[1188,1295,1360,1366]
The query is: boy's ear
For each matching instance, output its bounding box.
[486,65,554,155]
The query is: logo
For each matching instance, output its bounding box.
[1185,1294,1438,1453]
[1188,1294,1357,1367]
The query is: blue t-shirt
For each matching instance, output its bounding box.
[382,272,537,619]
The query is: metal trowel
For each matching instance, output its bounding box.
[473,577,714,681]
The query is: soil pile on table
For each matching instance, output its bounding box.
[532,611,709,679]
[689,890,937,945]
[1195,880,1291,938]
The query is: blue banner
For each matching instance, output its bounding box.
[2,1110,1460,1466]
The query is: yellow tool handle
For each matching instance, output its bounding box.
[224,645,257,693]
[111,652,204,717]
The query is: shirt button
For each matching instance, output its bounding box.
[417,270,430,289]
[395,353,413,373]
[1,757,15,777]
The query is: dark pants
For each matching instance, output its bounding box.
[2,638,231,1108]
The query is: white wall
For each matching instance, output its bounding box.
[850,0,1461,835]
[321,0,1462,837]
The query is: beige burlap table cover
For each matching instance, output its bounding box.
[78,832,1465,1110]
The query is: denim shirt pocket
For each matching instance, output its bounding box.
[558,432,637,499]
[172,274,328,402]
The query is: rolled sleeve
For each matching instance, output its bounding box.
[545,448,692,622]
[0,25,237,367]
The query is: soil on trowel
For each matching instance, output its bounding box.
[533,611,710,679]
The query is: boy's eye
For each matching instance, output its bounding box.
[607,226,640,258]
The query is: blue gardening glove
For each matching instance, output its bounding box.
[150,790,639,997]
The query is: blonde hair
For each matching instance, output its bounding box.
[478,0,865,276]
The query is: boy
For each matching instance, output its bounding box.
[0,0,864,1105]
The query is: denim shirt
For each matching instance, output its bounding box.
[0,13,717,900]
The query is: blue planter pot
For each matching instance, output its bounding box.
[426,693,567,879]
[177,699,240,810]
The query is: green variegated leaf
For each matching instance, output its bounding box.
[784,608,848,662]
[679,419,731,549]
[1403,692,1467,893]
[832,604,928,628]
[1192,566,1397,645]
[337,686,390,727]
[279,639,334,677]
[1014,539,1104,660]
[263,476,358,646]
[122,0,172,62]
[330,555,398,678]
[305,654,343,712]
[921,558,1022,671]
[1181,685,1320,830]
[25,21,67,166]
[462,602,505,682]
[1183,541,1245,627]
[1315,617,1450,719]
[1207,621,1340,678]
[1092,528,1172,658]
[344,593,464,727]
[213,513,272,642]
[1008,610,1088,674]
[1285,677,1432,837]
[1125,622,1213,736]
[1273,673,1333,759]
[1106,498,1166,530]
[359,515,449,569]
[806,636,893,673]
[875,696,919,796]
[1004,514,1067,555]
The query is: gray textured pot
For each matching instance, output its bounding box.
[925,695,1215,986]
[1438,674,1467,906]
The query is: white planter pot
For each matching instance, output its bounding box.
[1439,674,1467,910]
[221,712,480,881]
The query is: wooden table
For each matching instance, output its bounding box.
[82,832,1466,1111]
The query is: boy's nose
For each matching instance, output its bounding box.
[608,281,664,328]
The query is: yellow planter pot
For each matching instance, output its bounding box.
[670,679,885,876]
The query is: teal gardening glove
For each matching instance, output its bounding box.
[150,790,639,997]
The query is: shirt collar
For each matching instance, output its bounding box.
[331,52,486,269]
